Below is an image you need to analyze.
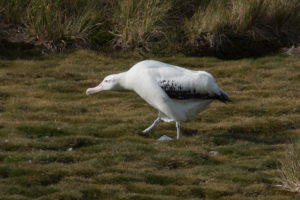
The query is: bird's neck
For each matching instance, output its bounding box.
[115,72,132,91]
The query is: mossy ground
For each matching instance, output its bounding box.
[0,50,299,199]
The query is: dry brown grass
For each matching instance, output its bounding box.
[278,141,300,193]
[25,0,104,51]
[184,0,300,53]
[112,0,171,50]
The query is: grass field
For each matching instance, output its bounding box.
[0,50,299,199]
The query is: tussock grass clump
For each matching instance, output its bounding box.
[184,0,229,46]
[0,0,30,24]
[112,0,171,50]
[1,0,300,56]
[26,0,104,51]
[277,141,300,193]
[184,0,300,57]
[266,0,300,32]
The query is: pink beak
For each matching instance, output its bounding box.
[86,83,103,95]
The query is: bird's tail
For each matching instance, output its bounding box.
[217,88,231,103]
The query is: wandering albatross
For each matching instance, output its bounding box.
[86,60,230,139]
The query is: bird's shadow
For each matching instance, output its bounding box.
[137,131,151,138]
[182,128,199,137]
[137,125,199,139]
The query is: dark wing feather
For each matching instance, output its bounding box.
[159,80,212,100]
[158,79,230,102]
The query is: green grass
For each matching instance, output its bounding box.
[0,50,299,199]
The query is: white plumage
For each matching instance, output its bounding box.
[86,60,230,139]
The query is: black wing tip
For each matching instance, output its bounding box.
[217,92,232,103]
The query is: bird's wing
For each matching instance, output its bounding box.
[152,64,226,101]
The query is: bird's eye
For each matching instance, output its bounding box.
[104,80,108,83]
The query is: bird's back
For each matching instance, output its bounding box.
[129,60,229,102]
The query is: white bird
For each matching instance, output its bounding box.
[86,60,230,139]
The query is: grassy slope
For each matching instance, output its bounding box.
[0,50,299,200]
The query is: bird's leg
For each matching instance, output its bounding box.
[176,122,181,140]
[142,117,161,134]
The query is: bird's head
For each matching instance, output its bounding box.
[86,74,122,95]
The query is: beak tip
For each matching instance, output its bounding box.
[86,84,103,96]
[86,89,92,96]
